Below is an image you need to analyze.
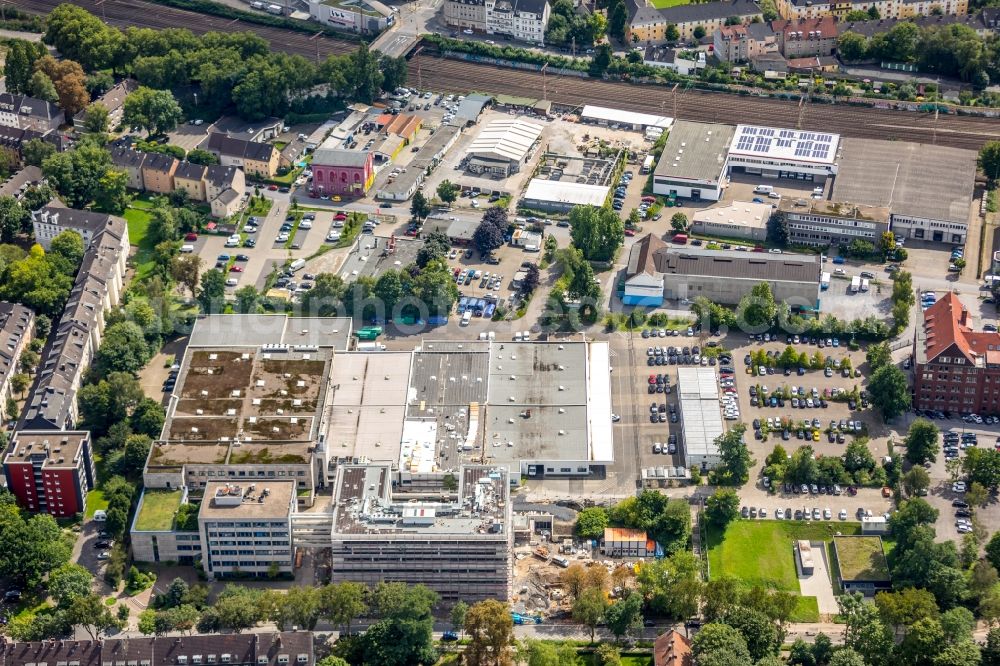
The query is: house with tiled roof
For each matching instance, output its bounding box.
[110,146,148,189]
[713,22,777,62]
[913,292,1000,416]
[623,233,668,306]
[0,93,65,132]
[141,152,179,194]
[205,132,280,178]
[0,303,34,423]
[653,630,692,666]
[629,0,762,44]
[772,16,837,57]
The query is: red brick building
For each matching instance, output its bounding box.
[309,144,375,197]
[2,431,95,517]
[913,292,1000,416]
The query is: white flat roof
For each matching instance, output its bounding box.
[730,124,840,165]
[523,179,610,207]
[677,367,724,460]
[581,105,672,130]
[465,118,543,163]
[692,201,772,230]
[586,340,614,463]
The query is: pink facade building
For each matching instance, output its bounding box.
[310,144,375,197]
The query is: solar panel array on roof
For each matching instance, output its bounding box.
[730,125,839,165]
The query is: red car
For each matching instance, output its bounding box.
[624,229,635,237]
[641,196,656,203]
[334,213,348,221]
[648,375,657,384]
[184,232,198,241]
[229,265,243,272]
[268,184,278,191]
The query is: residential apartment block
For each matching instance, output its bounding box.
[629,0,762,45]
[206,132,280,178]
[199,481,296,578]
[713,22,778,62]
[838,10,999,39]
[772,16,837,57]
[72,79,138,131]
[913,292,1000,416]
[775,0,967,21]
[2,431,96,517]
[778,199,891,246]
[22,208,128,430]
[330,464,513,603]
[443,0,550,44]
[0,93,64,132]
[110,148,246,218]
[0,632,314,666]
[0,303,34,422]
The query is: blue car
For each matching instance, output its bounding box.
[832,256,846,265]
[442,631,459,642]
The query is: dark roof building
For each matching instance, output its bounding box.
[0,632,314,666]
[0,93,65,132]
[206,132,277,163]
[838,11,996,38]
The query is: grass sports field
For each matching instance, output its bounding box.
[706,520,862,621]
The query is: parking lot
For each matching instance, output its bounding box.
[925,423,1000,542]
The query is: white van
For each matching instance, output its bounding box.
[753,185,774,194]
[225,234,241,247]
[180,244,195,253]
[93,510,107,522]
[460,310,472,326]
[289,258,306,273]
[226,278,238,287]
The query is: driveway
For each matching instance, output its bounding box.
[798,543,839,616]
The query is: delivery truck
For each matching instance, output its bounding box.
[850,276,861,293]
[820,272,831,291]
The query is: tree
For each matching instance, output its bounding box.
[450,600,468,635]
[35,56,90,117]
[4,40,48,94]
[319,582,367,633]
[48,563,94,607]
[868,364,911,421]
[874,587,939,634]
[905,418,940,465]
[22,139,55,167]
[604,592,643,642]
[272,586,320,631]
[234,285,260,314]
[474,218,505,255]
[666,23,681,41]
[0,244,74,318]
[416,231,451,268]
[963,447,1000,491]
[767,211,788,246]
[29,70,58,103]
[723,607,778,661]
[902,466,931,497]
[171,255,202,298]
[0,196,29,243]
[410,190,431,220]
[123,87,184,136]
[595,644,621,666]
[316,658,349,666]
[83,103,110,135]
[572,587,607,643]
[67,593,118,639]
[464,599,514,666]
[10,373,30,398]
[865,341,892,372]
[693,25,707,39]
[437,180,459,205]
[692,622,752,666]
[95,321,151,376]
[121,435,153,476]
[521,263,541,296]
[828,650,866,666]
[714,424,753,485]
[186,149,219,166]
[214,585,267,633]
[569,205,624,262]
[198,269,226,313]
[575,507,609,539]
[96,169,129,214]
[608,0,628,39]
[738,281,778,330]
[980,141,1000,183]
[42,141,115,209]
[670,212,688,233]
[705,488,740,527]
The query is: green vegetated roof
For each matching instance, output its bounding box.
[834,535,890,582]
[134,490,184,532]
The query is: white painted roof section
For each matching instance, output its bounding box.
[677,367,724,459]
[523,179,610,207]
[581,105,673,129]
[586,340,614,463]
[692,201,772,230]
[730,124,840,165]
[465,118,543,163]
[400,419,437,474]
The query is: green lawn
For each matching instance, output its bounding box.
[706,520,861,622]
[85,489,109,519]
[134,489,183,531]
[124,206,156,280]
[649,0,690,8]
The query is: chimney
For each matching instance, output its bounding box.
[960,307,969,327]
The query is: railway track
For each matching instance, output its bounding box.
[410,54,1000,151]
[18,0,356,57]
[20,0,1000,149]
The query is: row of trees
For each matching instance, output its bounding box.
[574,490,692,554]
[36,4,409,121]
[762,439,890,489]
[838,22,998,87]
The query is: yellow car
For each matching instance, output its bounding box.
[812,430,820,441]
[332,195,342,202]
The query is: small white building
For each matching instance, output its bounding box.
[465,118,543,176]
[579,105,672,133]
[861,516,889,534]
[521,179,609,213]
[691,201,772,241]
[652,121,736,202]
[796,539,815,575]
[308,0,395,34]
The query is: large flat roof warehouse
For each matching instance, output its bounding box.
[483,341,614,469]
[655,249,821,283]
[831,138,976,227]
[465,118,544,164]
[580,105,672,130]
[522,179,610,208]
[677,367,724,463]
[653,121,736,186]
[729,125,840,167]
[187,315,353,350]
